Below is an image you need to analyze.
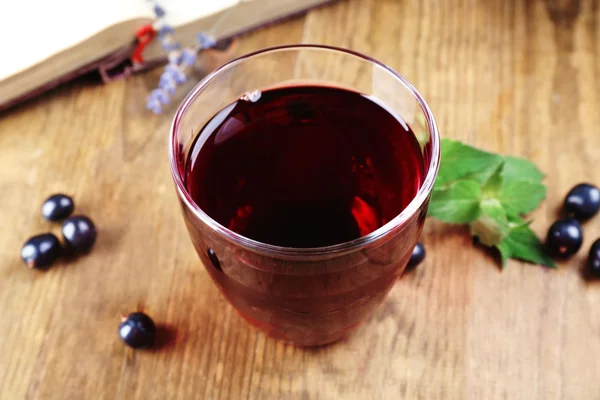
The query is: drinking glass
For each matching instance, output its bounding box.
[169,45,440,346]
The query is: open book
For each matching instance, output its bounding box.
[1,0,334,111]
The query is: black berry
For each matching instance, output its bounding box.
[207,248,222,271]
[545,218,583,258]
[118,312,156,349]
[407,242,426,269]
[588,239,600,277]
[61,216,97,254]
[41,194,74,221]
[563,183,600,221]
[21,233,61,269]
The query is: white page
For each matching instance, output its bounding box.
[161,0,239,27]
[0,0,246,81]
[0,0,152,81]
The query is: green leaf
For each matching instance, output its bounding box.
[470,199,508,246]
[431,139,553,269]
[435,139,504,188]
[462,162,506,186]
[502,156,544,184]
[428,180,482,223]
[500,181,547,217]
[496,241,511,267]
[495,222,556,268]
[507,216,532,230]
[481,162,504,199]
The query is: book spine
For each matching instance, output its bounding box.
[0,44,136,112]
[98,43,137,83]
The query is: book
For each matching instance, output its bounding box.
[0,0,335,111]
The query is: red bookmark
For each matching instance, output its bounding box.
[131,24,157,64]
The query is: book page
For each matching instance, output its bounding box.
[1,0,152,81]
[162,0,240,27]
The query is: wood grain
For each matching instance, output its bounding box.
[1,0,600,398]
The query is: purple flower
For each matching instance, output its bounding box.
[158,24,174,37]
[153,4,166,18]
[150,88,170,105]
[144,0,217,114]
[195,33,216,49]
[180,48,197,66]
[165,64,186,84]
[167,50,182,65]
[159,73,177,94]
[146,96,163,114]
[160,36,180,51]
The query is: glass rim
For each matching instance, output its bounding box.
[169,44,440,257]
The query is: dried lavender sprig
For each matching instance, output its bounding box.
[145,2,217,114]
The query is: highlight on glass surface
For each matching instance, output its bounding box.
[169,45,440,346]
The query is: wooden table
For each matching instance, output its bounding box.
[2,0,600,398]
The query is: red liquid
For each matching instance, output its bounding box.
[182,85,426,345]
[185,85,424,246]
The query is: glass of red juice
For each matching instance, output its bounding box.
[169,45,440,346]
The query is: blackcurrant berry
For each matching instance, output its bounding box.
[21,233,61,269]
[545,218,583,258]
[588,238,600,277]
[407,242,426,269]
[118,312,156,349]
[41,194,74,221]
[563,183,600,221]
[61,216,97,254]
